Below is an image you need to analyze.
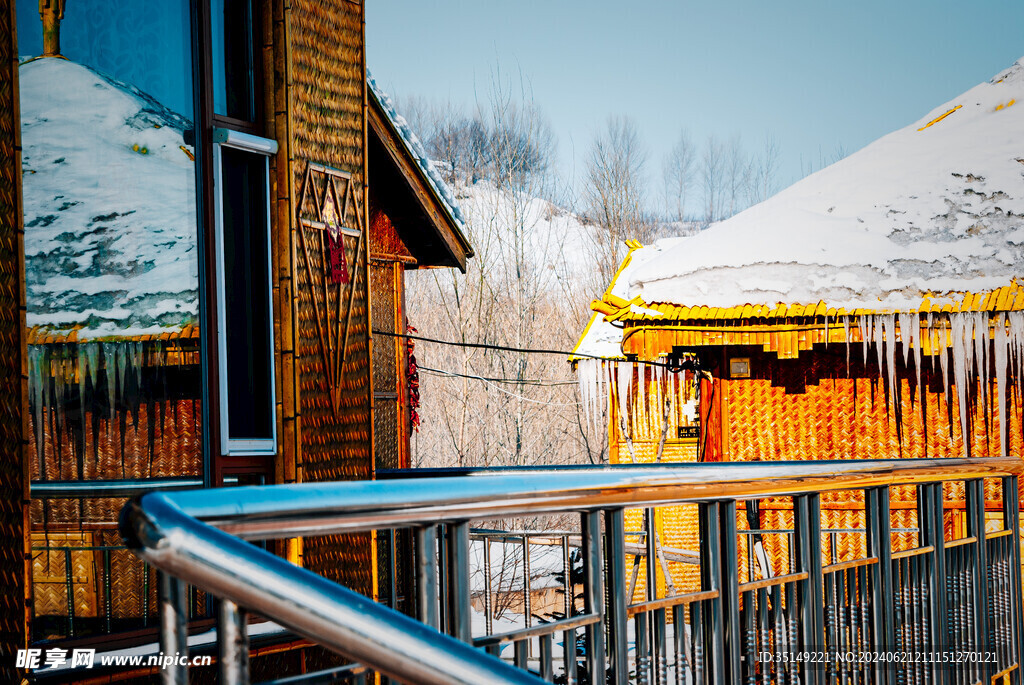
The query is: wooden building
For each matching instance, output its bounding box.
[1,0,470,679]
[573,59,1024,598]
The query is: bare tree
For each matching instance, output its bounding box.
[663,130,696,222]
[724,135,751,218]
[404,72,598,473]
[584,115,651,283]
[700,135,724,225]
[748,134,781,205]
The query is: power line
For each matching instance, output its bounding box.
[420,366,583,407]
[373,329,682,369]
[374,328,601,359]
[417,365,578,387]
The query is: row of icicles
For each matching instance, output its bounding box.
[577,311,1024,458]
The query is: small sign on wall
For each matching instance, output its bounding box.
[729,357,751,378]
[678,424,699,439]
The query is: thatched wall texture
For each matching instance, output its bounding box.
[286,0,375,598]
[0,0,28,676]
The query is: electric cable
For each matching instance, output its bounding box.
[372,329,692,371]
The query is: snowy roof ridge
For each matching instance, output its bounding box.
[366,70,466,229]
[619,55,1024,314]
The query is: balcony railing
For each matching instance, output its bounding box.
[117,457,1023,684]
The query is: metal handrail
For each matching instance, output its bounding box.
[132,457,1018,540]
[120,457,1022,683]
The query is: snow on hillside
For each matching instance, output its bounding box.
[450,179,597,291]
[21,58,199,339]
[625,57,1024,311]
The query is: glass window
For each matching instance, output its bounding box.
[213,131,277,454]
[211,0,257,122]
[18,0,203,482]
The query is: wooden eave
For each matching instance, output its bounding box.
[367,90,472,272]
[602,281,1024,361]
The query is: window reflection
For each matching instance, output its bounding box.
[18,0,202,483]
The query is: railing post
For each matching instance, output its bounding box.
[966,478,992,682]
[604,508,629,684]
[445,521,472,643]
[1002,475,1024,674]
[918,482,946,685]
[158,572,189,685]
[866,486,893,685]
[582,510,607,682]
[699,501,725,684]
[794,493,823,685]
[415,525,439,630]
[217,598,250,685]
[562,533,578,685]
[718,500,741,684]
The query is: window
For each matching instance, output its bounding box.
[19,0,204,482]
[212,128,277,455]
[210,0,257,123]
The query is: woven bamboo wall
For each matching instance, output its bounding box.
[286,0,375,597]
[723,348,1023,462]
[615,345,1021,599]
[0,0,28,675]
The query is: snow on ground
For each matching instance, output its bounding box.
[470,537,568,594]
[21,58,199,339]
[624,57,1024,312]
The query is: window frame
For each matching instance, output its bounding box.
[211,126,279,456]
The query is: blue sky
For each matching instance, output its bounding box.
[367,1,1024,208]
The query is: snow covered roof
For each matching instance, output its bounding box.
[615,57,1024,318]
[575,57,1024,361]
[366,71,467,232]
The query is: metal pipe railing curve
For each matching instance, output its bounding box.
[120,493,546,685]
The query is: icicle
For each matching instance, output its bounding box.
[117,340,128,405]
[843,316,851,368]
[882,313,897,401]
[616,361,631,428]
[897,310,922,404]
[949,312,973,455]
[1009,312,1024,441]
[654,363,664,436]
[971,312,989,418]
[77,345,89,415]
[872,315,884,381]
[994,314,1008,454]
[28,345,46,466]
[603,361,613,431]
[637,363,647,434]
[858,314,871,364]
[576,360,589,433]
[897,312,915,367]
[938,315,950,405]
[102,343,117,445]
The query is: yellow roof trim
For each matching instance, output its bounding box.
[595,280,1024,327]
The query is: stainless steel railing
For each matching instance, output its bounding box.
[119,457,1024,684]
